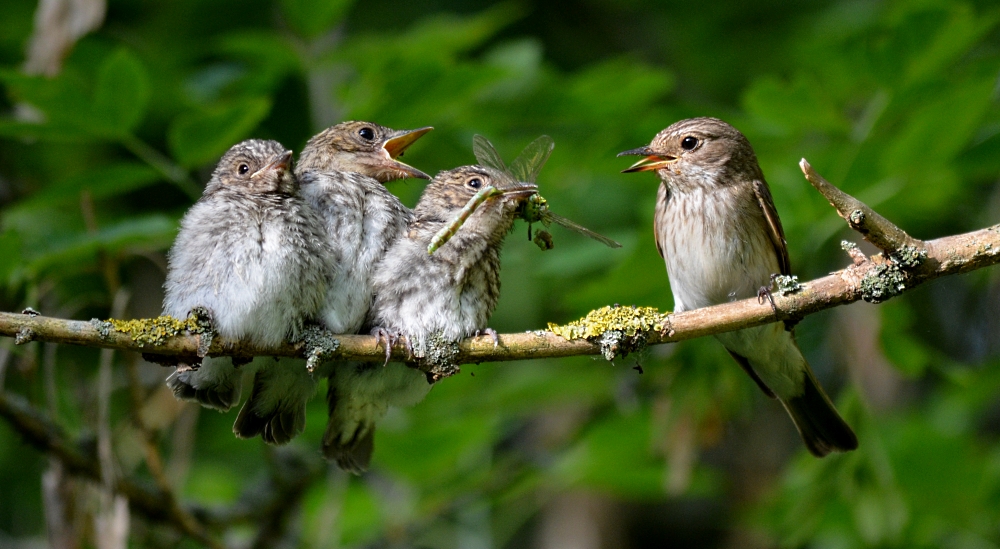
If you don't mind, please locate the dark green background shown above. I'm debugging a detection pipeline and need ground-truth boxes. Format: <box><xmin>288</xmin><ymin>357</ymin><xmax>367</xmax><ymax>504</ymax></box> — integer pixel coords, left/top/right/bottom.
<box><xmin>2</xmin><ymin>0</ymin><xmax>1000</xmax><ymax>546</ymax></box>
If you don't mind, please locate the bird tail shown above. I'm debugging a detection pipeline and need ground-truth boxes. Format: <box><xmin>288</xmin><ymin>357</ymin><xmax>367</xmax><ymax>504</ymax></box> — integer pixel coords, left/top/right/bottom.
<box><xmin>321</xmin><ymin>361</ymin><xmax>432</xmax><ymax>474</ymax></box>
<box><xmin>322</xmin><ymin>373</ymin><xmax>375</xmax><ymax>475</ymax></box>
<box><xmin>322</xmin><ymin>420</ymin><xmax>376</xmax><ymax>475</ymax></box>
<box><xmin>781</xmin><ymin>366</ymin><xmax>858</xmax><ymax>457</ymax></box>
<box><xmin>233</xmin><ymin>359</ymin><xmax>314</xmax><ymax>445</ymax></box>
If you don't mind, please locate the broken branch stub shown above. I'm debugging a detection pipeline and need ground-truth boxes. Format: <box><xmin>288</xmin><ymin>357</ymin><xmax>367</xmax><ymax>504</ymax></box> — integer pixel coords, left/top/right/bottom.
<box><xmin>799</xmin><ymin>159</ymin><xmax>922</xmax><ymax>254</ymax></box>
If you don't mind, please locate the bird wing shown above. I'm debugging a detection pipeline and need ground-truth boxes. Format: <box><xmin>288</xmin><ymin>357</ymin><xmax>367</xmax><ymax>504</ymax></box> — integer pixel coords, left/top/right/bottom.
<box><xmin>726</xmin><ymin>350</ymin><xmax>776</xmax><ymax>398</ymax></box>
<box><xmin>752</xmin><ymin>180</ymin><xmax>791</xmax><ymax>276</ymax></box>
<box><xmin>653</xmin><ymin>183</ymin><xmax>669</xmax><ymax>261</ymax></box>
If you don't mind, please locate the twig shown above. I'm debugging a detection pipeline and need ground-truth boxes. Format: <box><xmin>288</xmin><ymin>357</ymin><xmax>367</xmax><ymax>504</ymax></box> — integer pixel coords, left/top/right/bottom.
<box><xmin>123</xmin><ymin>354</ymin><xmax>220</xmax><ymax>548</ymax></box>
<box><xmin>0</xmin><ymin>390</ymin><xmax>224</xmax><ymax>548</ymax></box>
<box><xmin>800</xmin><ymin>159</ymin><xmax>922</xmax><ymax>253</ymax></box>
<box><xmin>1</xmin><ymin>162</ymin><xmax>999</xmax><ymax>367</ymax></box>
<box><xmin>2</xmin><ymin>159</ymin><xmax>999</xmax><ymax>546</ymax></box>
<box><xmin>0</xmin><ymin>214</ymin><xmax>998</xmax><ymax>366</ymax></box>
<box><xmin>119</xmin><ymin>134</ymin><xmax>201</xmax><ymax>201</ymax></box>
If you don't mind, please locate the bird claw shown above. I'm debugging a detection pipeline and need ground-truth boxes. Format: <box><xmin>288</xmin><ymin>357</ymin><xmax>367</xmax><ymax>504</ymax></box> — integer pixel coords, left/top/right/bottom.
<box><xmin>475</xmin><ymin>328</ymin><xmax>499</xmax><ymax>347</ymax></box>
<box><xmin>756</xmin><ymin>273</ymin><xmax>781</xmax><ymax>313</ymax></box>
<box><xmin>370</xmin><ymin>327</ymin><xmax>397</xmax><ymax>366</ymax></box>
<box><xmin>757</xmin><ymin>285</ymin><xmax>777</xmax><ymax>313</ymax></box>
<box><xmin>402</xmin><ymin>335</ymin><xmax>415</xmax><ymax>359</ymax></box>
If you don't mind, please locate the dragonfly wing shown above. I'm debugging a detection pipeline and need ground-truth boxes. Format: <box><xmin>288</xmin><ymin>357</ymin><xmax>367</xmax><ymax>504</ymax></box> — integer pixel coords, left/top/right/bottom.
<box><xmin>543</xmin><ymin>211</ymin><xmax>621</xmax><ymax>248</ymax></box>
<box><xmin>473</xmin><ymin>135</ymin><xmax>508</xmax><ymax>173</ymax></box>
<box><xmin>509</xmin><ymin>135</ymin><xmax>554</xmax><ymax>184</ymax></box>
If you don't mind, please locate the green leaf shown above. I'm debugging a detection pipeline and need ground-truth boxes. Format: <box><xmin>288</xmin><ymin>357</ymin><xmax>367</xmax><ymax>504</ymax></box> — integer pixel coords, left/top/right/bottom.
<box><xmin>18</xmin><ymin>163</ymin><xmax>161</xmax><ymax>209</ymax></box>
<box><xmin>93</xmin><ymin>49</ymin><xmax>151</xmax><ymax>135</ymax></box>
<box><xmin>743</xmin><ymin>75</ymin><xmax>849</xmax><ymax>134</ymax></box>
<box><xmin>902</xmin><ymin>4</ymin><xmax>999</xmax><ymax>87</ymax></box>
<box><xmin>215</xmin><ymin>31</ymin><xmax>302</xmax><ymax>95</ymax></box>
<box><xmin>27</xmin><ymin>214</ymin><xmax>177</xmax><ymax>274</ymax></box>
<box><xmin>566</xmin><ymin>58</ymin><xmax>674</xmax><ymax>123</ymax></box>
<box><xmin>167</xmin><ymin>97</ymin><xmax>272</xmax><ymax>168</ymax></box>
<box><xmin>882</xmin><ymin>77</ymin><xmax>995</xmax><ymax>174</ymax></box>
<box><xmin>0</xmin><ymin>69</ymin><xmax>101</xmax><ymax>140</ymax></box>
<box><xmin>0</xmin><ymin>119</ymin><xmax>93</xmax><ymax>142</ymax></box>
<box><xmin>280</xmin><ymin>0</ymin><xmax>354</xmax><ymax>39</ymax></box>
<box><xmin>339</xmin><ymin>4</ymin><xmax>522</xmax><ymax>63</ymax></box>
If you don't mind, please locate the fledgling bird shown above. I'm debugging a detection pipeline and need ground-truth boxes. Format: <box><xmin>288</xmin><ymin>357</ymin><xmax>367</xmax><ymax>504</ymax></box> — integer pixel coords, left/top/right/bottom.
<box><xmin>162</xmin><ymin>140</ymin><xmax>330</xmax><ymax>415</ymax></box>
<box><xmin>298</xmin><ymin>121</ymin><xmax>432</xmax><ymax>333</ymax></box>
<box><xmin>232</xmin><ymin>121</ymin><xmax>432</xmax><ymax>445</ymax></box>
<box><xmin>323</xmin><ymin>166</ymin><xmax>535</xmax><ymax>473</ymax></box>
<box><xmin>619</xmin><ymin>117</ymin><xmax>858</xmax><ymax>457</ymax></box>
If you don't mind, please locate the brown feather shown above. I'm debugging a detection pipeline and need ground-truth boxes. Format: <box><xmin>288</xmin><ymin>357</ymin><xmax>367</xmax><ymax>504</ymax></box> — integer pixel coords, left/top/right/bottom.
<box><xmin>752</xmin><ymin>180</ymin><xmax>791</xmax><ymax>276</ymax></box>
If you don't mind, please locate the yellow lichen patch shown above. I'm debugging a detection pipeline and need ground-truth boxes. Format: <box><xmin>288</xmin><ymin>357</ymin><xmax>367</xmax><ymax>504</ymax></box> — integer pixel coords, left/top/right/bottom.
<box><xmin>108</xmin><ymin>315</ymin><xmax>203</xmax><ymax>347</ymax></box>
<box><xmin>548</xmin><ymin>305</ymin><xmax>669</xmax><ymax>341</ymax></box>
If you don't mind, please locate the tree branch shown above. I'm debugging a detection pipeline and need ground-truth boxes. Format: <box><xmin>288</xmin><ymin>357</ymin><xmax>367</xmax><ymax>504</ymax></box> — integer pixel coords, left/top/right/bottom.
<box><xmin>2</xmin><ymin>158</ymin><xmax>1000</xmax><ymax>545</ymax></box>
<box><xmin>0</xmin><ymin>390</ymin><xmax>222</xmax><ymax>548</ymax></box>
<box><xmin>0</xmin><ymin>160</ymin><xmax>998</xmax><ymax>367</ymax></box>
<box><xmin>800</xmin><ymin>159</ymin><xmax>922</xmax><ymax>253</ymax></box>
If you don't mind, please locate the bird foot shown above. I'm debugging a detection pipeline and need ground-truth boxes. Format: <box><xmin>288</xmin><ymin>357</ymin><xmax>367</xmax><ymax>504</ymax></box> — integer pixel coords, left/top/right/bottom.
<box><xmin>402</xmin><ymin>335</ymin><xmax>415</xmax><ymax>359</ymax></box>
<box><xmin>370</xmin><ymin>327</ymin><xmax>401</xmax><ymax>365</ymax></box>
<box><xmin>757</xmin><ymin>282</ymin><xmax>778</xmax><ymax>313</ymax></box>
<box><xmin>475</xmin><ymin>327</ymin><xmax>500</xmax><ymax>347</ymax></box>
<box><xmin>187</xmin><ymin>306</ymin><xmax>217</xmax><ymax>358</ymax></box>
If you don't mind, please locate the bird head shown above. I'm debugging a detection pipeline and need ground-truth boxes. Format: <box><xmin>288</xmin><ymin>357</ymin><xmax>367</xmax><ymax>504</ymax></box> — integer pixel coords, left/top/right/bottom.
<box><xmin>421</xmin><ymin>166</ymin><xmax>537</xmax><ymax>214</ymax></box>
<box><xmin>208</xmin><ymin>139</ymin><xmax>296</xmax><ymax>195</ymax></box>
<box><xmin>618</xmin><ymin>117</ymin><xmax>761</xmax><ymax>186</ymax></box>
<box><xmin>298</xmin><ymin>121</ymin><xmax>432</xmax><ymax>182</ymax></box>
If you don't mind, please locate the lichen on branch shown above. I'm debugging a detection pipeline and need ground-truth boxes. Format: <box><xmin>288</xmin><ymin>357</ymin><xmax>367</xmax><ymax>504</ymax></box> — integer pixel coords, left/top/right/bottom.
<box><xmin>0</xmin><ymin>160</ymin><xmax>999</xmax><ymax>370</ymax></box>
<box><xmin>548</xmin><ymin>305</ymin><xmax>669</xmax><ymax>360</ymax></box>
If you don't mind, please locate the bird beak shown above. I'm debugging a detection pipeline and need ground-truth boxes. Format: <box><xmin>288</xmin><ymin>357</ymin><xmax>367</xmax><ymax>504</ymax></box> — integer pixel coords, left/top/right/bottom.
<box><xmin>617</xmin><ymin>146</ymin><xmax>675</xmax><ymax>173</ymax></box>
<box><xmin>500</xmin><ymin>182</ymin><xmax>539</xmax><ymax>199</ymax></box>
<box><xmin>382</xmin><ymin>127</ymin><xmax>433</xmax><ymax>180</ymax></box>
<box><xmin>253</xmin><ymin>150</ymin><xmax>294</xmax><ymax>178</ymax></box>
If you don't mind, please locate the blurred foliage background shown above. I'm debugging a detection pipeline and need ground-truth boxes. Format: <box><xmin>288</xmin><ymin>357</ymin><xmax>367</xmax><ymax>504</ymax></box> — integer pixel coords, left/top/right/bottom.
<box><xmin>2</xmin><ymin>0</ymin><xmax>1000</xmax><ymax>547</ymax></box>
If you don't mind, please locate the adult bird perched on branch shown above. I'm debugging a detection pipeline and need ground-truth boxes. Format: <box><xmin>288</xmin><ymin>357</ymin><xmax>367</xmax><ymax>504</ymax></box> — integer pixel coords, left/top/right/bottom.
<box><xmin>162</xmin><ymin>140</ymin><xmax>330</xmax><ymax>414</ymax></box>
<box><xmin>323</xmin><ymin>166</ymin><xmax>536</xmax><ymax>473</ymax></box>
<box><xmin>619</xmin><ymin>117</ymin><xmax>858</xmax><ymax>457</ymax></box>
<box><xmin>232</xmin><ymin>121</ymin><xmax>433</xmax><ymax>446</ymax></box>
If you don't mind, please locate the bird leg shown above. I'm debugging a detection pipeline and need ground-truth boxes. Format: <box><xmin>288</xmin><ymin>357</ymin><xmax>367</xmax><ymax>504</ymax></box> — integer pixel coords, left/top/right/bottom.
<box><xmin>757</xmin><ymin>274</ymin><xmax>780</xmax><ymax>313</ymax></box>
<box><xmin>370</xmin><ymin>327</ymin><xmax>398</xmax><ymax>366</ymax></box>
<box><xmin>187</xmin><ymin>306</ymin><xmax>217</xmax><ymax>359</ymax></box>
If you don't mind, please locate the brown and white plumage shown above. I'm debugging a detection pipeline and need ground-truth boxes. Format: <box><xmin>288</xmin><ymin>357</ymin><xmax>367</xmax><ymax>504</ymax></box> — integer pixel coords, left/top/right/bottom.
<box><xmin>323</xmin><ymin>166</ymin><xmax>531</xmax><ymax>473</ymax></box>
<box><xmin>232</xmin><ymin>122</ymin><xmax>433</xmax><ymax>448</ymax></box>
<box><xmin>162</xmin><ymin>139</ymin><xmax>331</xmax><ymax>413</ymax></box>
<box><xmin>620</xmin><ymin>117</ymin><xmax>857</xmax><ymax>456</ymax></box>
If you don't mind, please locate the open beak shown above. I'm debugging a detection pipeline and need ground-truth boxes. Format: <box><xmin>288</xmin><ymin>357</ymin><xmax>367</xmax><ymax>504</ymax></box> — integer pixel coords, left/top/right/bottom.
<box><xmin>382</xmin><ymin>127</ymin><xmax>433</xmax><ymax>180</ymax></box>
<box><xmin>617</xmin><ymin>146</ymin><xmax>675</xmax><ymax>173</ymax></box>
<box><xmin>253</xmin><ymin>150</ymin><xmax>293</xmax><ymax>178</ymax></box>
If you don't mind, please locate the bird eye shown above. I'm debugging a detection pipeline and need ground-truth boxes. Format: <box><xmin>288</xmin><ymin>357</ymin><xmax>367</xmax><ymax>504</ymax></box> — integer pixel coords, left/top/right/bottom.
<box><xmin>358</xmin><ymin>127</ymin><xmax>375</xmax><ymax>140</ymax></box>
<box><xmin>238</xmin><ymin>163</ymin><xmax>250</xmax><ymax>175</ymax></box>
<box><xmin>681</xmin><ymin>136</ymin><xmax>699</xmax><ymax>150</ymax></box>
<box><xmin>467</xmin><ymin>178</ymin><xmax>483</xmax><ymax>189</ymax></box>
